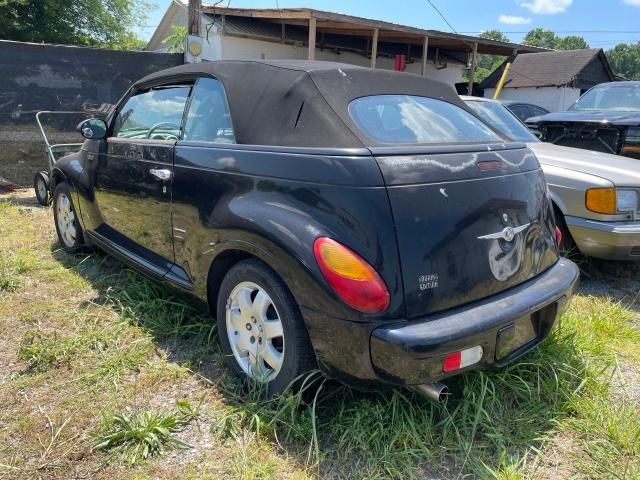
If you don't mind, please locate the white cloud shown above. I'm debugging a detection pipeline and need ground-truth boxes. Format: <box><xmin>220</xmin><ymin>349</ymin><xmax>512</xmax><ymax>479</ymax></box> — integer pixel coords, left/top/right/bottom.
<box><xmin>498</xmin><ymin>14</ymin><xmax>532</xmax><ymax>24</ymax></box>
<box><xmin>519</xmin><ymin>0</ymin><xmax>573</xmax><ymax>14</ymax></box>
<box><xmin>623</xmin><ymin>0</ymin><xmax>640</xmax><ymax>6</ymax></box>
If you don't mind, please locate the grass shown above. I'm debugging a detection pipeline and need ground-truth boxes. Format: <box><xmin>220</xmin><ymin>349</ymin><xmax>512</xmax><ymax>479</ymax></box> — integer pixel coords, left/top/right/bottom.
<box><xmin>1</xmin><ymin>192</ymin><xmax>639</xmax><ymax>479</ymax></box>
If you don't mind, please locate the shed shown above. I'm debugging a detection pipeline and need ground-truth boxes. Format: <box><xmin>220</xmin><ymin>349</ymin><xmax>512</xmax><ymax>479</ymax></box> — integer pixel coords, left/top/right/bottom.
<box><xmin>481</xmin><ymin>48</ymin><xmax>616</xmax><ymax>112</ymax></box>
<box><xmin>146</xmin><ymin>1</ymin><xmax>545</xmax><ymax>90</ymax></box>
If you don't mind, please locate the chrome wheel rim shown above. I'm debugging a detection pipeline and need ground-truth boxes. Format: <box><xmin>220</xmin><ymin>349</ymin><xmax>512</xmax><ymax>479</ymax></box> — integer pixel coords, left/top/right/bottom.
<box><xmin>37</xmin><ymin>178</ymin><xmax>47</xmax><ymax>200</ymax></box>
<box><xmin>226</xmin><ymin>281</ymin><xmax>285</xmax><ymax>382</ymax></box>
<box><xmin>56</xmin><ymin>193</ymin><xmax>77</xmax><ymax>248</ymax></box>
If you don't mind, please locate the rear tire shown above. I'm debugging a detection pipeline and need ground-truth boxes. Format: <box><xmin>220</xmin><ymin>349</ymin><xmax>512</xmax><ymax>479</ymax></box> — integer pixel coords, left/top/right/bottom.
<box><xmin>34</xmin><ymin>171</ymin><xmax>50</xmax><ymax>206</ymax></box>
<box><xmin>216</xmin><ymin>258</ymin><xmax>316</xmax><ymax>396</ymax></box>
<box><xmin>52</xmin><ymin>182</ymin><xmax>88</xmax><ymax>253</ymax></box>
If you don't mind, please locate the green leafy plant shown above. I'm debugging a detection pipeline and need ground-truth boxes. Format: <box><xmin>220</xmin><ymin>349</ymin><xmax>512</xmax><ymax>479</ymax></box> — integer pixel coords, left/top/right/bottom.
<box><xmin>93</xmin><ymin>402</ymin><xmax>195</xmax><ymax>463</ymax></box>
<box><xmin>163</xmin><ymin>25</ymin><xmax>187</xmax><ymax>53</ymax></box>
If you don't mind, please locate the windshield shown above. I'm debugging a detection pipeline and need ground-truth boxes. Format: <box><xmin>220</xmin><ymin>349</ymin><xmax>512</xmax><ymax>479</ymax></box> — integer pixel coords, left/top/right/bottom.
<box><xmin>465</xmin><ymin>100</ymin><xmax>538</xmax><ymax>143</ymax></box>
<box><xmin>348</xmin><ymin>95</ymin><xmax>502</xmax><ymax>145</ymax></box>
<box><xmin>570</xmin><ymin>83</ymin><xmax>640</xmax><ymax>112</ymax></box>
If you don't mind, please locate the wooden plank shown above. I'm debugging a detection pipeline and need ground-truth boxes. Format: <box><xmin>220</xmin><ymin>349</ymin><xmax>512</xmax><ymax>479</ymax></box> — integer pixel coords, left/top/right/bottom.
<box><xmin>308</xmin><ymin>17</ymin><xmax>317</xmax><ymax>60</ymax></box>
<box><xmin>371</xmin><ymin>28</ymin><xmax>379</xmax><ymax>68</ymax></box>
<box><xmin>421</xmin><ymin>36</ymin><xmax>429</xmax><ymax>76</ymax></box>
<box><xmin>467</xmin><ymin>42</ymin><xmax>478</xmax><ymax>95</ymax></box>
<box><xmin>188</xmin><ymin>0</ymin><xmax>201</xmax><ymax>35</ymax></box>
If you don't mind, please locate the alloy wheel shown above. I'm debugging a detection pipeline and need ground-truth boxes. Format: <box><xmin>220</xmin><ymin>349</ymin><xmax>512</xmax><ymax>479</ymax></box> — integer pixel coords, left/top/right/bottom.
<box><xmin>225</xmin><ymin>281</ymin><xmax>285</xmax><ymax>382</ymax></box>
<box><xmin>56</xmin><ymin>193</ymin><xmax>77</xmax><ymax>248</ymax></box>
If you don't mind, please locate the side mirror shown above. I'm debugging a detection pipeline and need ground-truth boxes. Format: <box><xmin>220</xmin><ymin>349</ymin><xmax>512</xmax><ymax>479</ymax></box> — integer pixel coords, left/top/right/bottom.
<box><xmin>78</xmin><ymin>118</ymin><xmax>107</xmax><ymax>140</ymax></box>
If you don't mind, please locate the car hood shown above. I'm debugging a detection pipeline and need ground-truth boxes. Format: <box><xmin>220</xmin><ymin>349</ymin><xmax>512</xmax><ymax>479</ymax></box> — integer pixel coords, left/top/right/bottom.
<box><xmin>528</xmin><ymin>142</ymin><xmax>640</xmax><ymax>187</ymax></box>
<box><xmin>529</xmin><ymin>110</ymin><xmax>640</xmax><ymax>126</ymax></box>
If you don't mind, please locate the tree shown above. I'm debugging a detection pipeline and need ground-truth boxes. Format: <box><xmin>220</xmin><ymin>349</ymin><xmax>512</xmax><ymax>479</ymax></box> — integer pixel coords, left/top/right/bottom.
<box><xmin>607</xmin><ymin>42</ymin><xmax>640</xmax><ymax>80</ymax></box>
<box><xmin>523</xmin><ymin>28</ymin><xmax>560</xmax><ymax>49</ymax></box>
<box><xmin>163</xmin><ymin>25</ymin><xmax>187</xmax><ymax>53</ymax></box>
<box><xmin>0</xmin><ymin>0</ymin><xmax>151</xmax><ymax>49</ymax></box>
<box><xmin>557</xmin><ymin>35</ymin><xmax>590</xmax><ymax>50</ymax></box>
<box><xmin>522</xmin><ymin>28</ymin><xmax>589</xmax><ymax>50</ymax></box>
<box><xmin>467</xmin><ymin>30</ymin><xmax>512</xmax><ymax>83</ymax></box>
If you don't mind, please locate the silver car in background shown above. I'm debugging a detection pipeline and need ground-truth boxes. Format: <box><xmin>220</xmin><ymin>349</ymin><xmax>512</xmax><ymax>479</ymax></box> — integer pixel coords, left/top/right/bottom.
<box><xmin>463</xmin><ymin>96</ymin><xmax>640</xmax><ymax>261</ymax></box>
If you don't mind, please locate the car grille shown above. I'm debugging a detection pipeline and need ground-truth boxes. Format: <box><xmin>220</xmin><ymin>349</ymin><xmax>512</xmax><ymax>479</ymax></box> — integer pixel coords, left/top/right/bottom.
<box><xmin>631</xmin><ymin>246</ymin><xmax>640</xmax><ymax>257</ymax></box>
<box><xmin>543</xmin><ymin>124</ymin><xmax>622</xmax><ymax>154</ymax></box>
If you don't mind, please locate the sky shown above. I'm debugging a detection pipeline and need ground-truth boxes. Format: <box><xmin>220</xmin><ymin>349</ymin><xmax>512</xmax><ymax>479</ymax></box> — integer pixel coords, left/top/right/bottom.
<box><xmin>138</xmin><ymin>0</ymin><xmax>640</xmax><ymax>50</ymax></box>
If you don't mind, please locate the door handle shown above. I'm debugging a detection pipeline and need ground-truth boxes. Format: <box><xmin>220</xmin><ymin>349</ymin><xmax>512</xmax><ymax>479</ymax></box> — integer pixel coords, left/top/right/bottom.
<box><xmin>149</xmin><ymin>168</ymin><xmax>172</xmax><ymax>181</ymax></box>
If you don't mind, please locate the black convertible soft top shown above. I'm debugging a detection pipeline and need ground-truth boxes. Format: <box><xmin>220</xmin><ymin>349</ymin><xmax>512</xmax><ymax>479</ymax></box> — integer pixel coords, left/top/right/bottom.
<box><xmin>135</xmin><ymin>60</ymin><xmax>472</xmax><ymax>148</ymax></box>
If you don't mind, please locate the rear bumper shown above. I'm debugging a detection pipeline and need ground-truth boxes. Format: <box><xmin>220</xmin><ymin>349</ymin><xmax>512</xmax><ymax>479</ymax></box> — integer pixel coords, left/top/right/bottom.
<box><xmin>369</xmin><ymin>259</ymin><xmax>579</xmax><ymax>386</ymax></box>
<box><xmin>566</xmin><ymin>216</ymin><xmax>640</xmax><ymax>260</ymax></box>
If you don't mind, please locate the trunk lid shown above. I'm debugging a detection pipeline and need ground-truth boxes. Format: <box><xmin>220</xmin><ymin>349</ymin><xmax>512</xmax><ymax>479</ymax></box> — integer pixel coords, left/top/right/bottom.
<box><xmin>375</xmin><ymin>144</ymin><xmax>559</xmax><ymax>318</ymax></box>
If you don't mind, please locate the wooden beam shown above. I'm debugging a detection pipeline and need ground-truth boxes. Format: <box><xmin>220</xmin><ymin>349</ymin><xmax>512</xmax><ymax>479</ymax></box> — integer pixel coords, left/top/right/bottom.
<box><xmin>467</xmin><ymin>41</ymin><xmax>478</xmax><ymax>95</ymax></box>
<box><xmin>308</xmin><ymin>17</ymin><xmax>317</xmax><ymax>60</ymax></box>
<box><xmin>371</xmin><ymin>28</ymin><xmax>379</xmax><ymax>68</ymax></box>
<box><xmin>188</xmin><ymin>0</ymin><xmax>202</xmax><ymax>35</ymax></box>
<box><xmin>421</xmin><ymin>36</ymin><xmax>429</xmax><ymax>76</ymax></box>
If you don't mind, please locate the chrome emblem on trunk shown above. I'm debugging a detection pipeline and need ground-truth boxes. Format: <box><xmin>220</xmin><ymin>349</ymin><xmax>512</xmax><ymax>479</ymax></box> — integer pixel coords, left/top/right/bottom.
<box><xmin>477</xmin><ymin>223</ymin><xmax>530</xmax><ymax>241</ymax></box>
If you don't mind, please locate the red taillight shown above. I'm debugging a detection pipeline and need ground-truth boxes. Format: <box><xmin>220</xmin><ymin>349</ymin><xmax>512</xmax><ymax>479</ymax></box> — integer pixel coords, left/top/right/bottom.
<box><xmin>313</xmin><ymin>237</ymin><xmax>390</xmax><ymax>314</ymax></box>
<box><xmin>555</xmin><ymin>226</ymin><xmax>562</xmax><ymax>246</ymax></box>
<box><xmin>442</xmin><ymin>351</ymin><xmax>462</xmax><ymax>373</ymax></box>
<box><xmin>442</xmin><ymin>346</ymin><xmax>483</xmax><ymax>373</ymax></box>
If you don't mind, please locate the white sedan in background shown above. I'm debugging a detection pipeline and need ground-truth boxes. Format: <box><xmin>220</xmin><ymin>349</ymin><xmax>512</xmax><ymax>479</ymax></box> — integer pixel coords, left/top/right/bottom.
<box><xmin>463</xmin><ymin>96</ymin><xmax>640</xmax><ymax>261</ymax></box>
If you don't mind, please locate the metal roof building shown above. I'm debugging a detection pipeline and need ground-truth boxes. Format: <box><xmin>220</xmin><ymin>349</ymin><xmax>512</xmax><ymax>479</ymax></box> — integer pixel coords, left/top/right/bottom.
<box><xmin>481</xmin><ymin>48</ymin><xmax>616</xmax><ymax>112</ymax></box>
<box><xmin>147</xmin><ymin>2</ymin><xmax>546</xmax><ymax>92</ymax></box>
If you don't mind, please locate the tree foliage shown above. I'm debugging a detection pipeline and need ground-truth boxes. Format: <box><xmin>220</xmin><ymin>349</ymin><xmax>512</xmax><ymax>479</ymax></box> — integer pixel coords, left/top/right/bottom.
<box><xmin>163</xmin><ymin>25</ymin><xmax>186</xmax><ymax>53</ymax></box>
<box><xmin>606</xmin><ymin>42</ymin><xmax>640</xmax><ymax>80</ymax></box>
<box><xmin>557</xmin><ymin>35</ymin><xmax>590</xmax><ymax>50</ymax></box>
<box><xmin>0</xmin><ymin>0</ymin><xmax>151</xmax><ymax>49</ymax></box>
<box><xmin>469</xmin><ymin>30</ymin><xmax>512</xmax><ymax>83</ymax></box>
<box><xmin>522</xmin><ymin>28</ymin><xmax>589</xmax><ymax>51</ymax></box>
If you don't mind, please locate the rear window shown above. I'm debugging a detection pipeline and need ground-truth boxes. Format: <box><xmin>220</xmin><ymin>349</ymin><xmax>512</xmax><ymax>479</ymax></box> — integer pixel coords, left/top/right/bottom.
<box><xmin>348</xmin><ymin>95</ymin><xmax>501</xmax><ymax>144</ymax></box>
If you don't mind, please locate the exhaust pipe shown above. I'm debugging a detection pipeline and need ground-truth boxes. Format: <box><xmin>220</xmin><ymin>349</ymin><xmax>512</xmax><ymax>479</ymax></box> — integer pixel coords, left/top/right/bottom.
<box><xmin>411</xmin><ymin>382</ymin><xmax>449</xmax><ymax>403</ymax></box>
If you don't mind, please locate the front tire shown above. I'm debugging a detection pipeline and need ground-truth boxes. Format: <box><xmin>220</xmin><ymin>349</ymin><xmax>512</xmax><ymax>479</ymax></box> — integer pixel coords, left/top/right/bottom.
<box><xmin>34</xmin><ymin>171</ymin><xmax>50</xmax><ymax>206</ymax></box>
<box><xmin>216</xmin><ymin>259</ymin><xmax>316</xmax><ymax>396</ymax></box>
<box><xmin>52</xmin><ymin>182</ymin><xmax>87</xmax><ymax>253</ymax></box>
<box><xmin>553</xmin><ymin>206</ymin><xmax>576</xmax><ymax>254</ymax></box>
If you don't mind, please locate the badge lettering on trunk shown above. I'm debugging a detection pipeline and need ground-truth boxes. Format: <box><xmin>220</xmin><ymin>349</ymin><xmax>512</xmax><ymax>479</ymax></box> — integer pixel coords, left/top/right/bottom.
<box><xmin>418</xmin><ymin>273</ymin><xmax>439</xmax><ymax>291</ymax></box>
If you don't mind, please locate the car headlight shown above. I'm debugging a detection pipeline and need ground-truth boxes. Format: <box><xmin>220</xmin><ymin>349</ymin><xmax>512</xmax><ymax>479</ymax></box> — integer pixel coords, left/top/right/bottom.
<box><xmin>586</xmin><ymin>188</ymin><xmax>639</xmax><ymax>214</ymax></box>
<box><xmin>617</xmin><ymin>189</ymin><xmax>639</xmax><ymax>212</ymax></box>
<box><xmin>625</xmin><ymin>127</ymin><xmax>640</xmax><ymax>145</ymax></box>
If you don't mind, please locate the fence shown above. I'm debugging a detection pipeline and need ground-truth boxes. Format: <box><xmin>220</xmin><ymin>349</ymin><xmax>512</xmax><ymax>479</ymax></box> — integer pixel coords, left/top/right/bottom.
<box><xmin>0</xmin><ymin>40</ymin><xmax>182</xmax><ymax>187</ymax></box>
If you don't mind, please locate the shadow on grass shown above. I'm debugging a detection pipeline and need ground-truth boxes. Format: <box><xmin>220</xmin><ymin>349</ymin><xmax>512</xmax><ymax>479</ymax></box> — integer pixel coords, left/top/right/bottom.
<box><xmin>51</xmin><ymin>242</ymin><xmax>603</xmax><ymax>479</ymax></box>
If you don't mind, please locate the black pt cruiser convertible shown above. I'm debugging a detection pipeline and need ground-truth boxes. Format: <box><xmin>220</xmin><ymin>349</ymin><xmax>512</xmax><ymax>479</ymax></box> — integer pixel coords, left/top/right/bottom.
<box><xmin>51</xmin><ymin>60</ymin><xmax>579</xmax><ymax>400</ymax></box>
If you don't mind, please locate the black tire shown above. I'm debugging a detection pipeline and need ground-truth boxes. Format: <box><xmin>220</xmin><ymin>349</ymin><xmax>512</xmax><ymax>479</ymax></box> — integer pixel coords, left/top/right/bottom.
<box><xmin>52</xmin><ymin>182</ymin><xmax>88</xmax><ymax>253</ymax></box>
<box><xmin>216</xmin><ymin>258</ymin><xmax>316</xmax><ymax>396</ymax></box>
<box><xmin>34</xmin><ymin>171</ymin><xmax>50</xmax><ymax>206</ymax></box>
<box><xmin>553</xmin><ymin>205</ymin><xmax>576</xmax><ymax>254</ymax></box>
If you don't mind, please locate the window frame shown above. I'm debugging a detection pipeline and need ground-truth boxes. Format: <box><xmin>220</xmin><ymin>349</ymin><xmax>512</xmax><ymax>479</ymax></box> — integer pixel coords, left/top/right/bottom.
<box><xmin>180</xmin><ymin>75</ymin><xmax>236</xmax><ymax>145</ymax></box>
<box><xmin>107</xmin><ymin>80</ymin><xmax>194</xmax><ymax>143</ymax></box>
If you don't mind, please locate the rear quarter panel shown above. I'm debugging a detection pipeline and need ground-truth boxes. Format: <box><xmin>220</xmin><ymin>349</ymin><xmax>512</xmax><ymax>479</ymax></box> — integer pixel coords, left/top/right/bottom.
<box><xmin>171</xmin><ymin>143</ymin><xmax>405</xmax><ymax>322</ymax></box>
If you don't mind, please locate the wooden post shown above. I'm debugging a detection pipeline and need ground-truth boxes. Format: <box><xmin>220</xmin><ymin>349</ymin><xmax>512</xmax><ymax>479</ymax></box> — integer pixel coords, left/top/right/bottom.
<box><xmin>371</xmin><ymin>28</ymin><xmax>379</xmax><ymax>68</ymax></box>
<box><xmin>188</xmin><ymin>0</ymin><xmax>201</xmax><ymax>35</ymax></box>
<box><xmin>467</xmin><ymin>42</ymin><xmax>478</xmax><ymax>95</ymax></box>
<box><xmin>308</xmin><ymin>17</ymin><xmax>317</xmax><ymax>60</ymax></box>
<box><xmin>421</xmin><ymin>36</ymin><xmax>429</xmax><ymax>76</ymax></box>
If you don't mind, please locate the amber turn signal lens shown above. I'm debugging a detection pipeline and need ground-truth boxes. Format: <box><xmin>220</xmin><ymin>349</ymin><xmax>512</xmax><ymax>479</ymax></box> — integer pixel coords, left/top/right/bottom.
<box><xmin>313</xmin><ymin>237</ymin><xmax>390</xmax><ymax>314</ymax></box>
<box><xmin>586</xmin><ymin>188</ymin><xmax>616</xmax><ymax>215</ymax></box>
